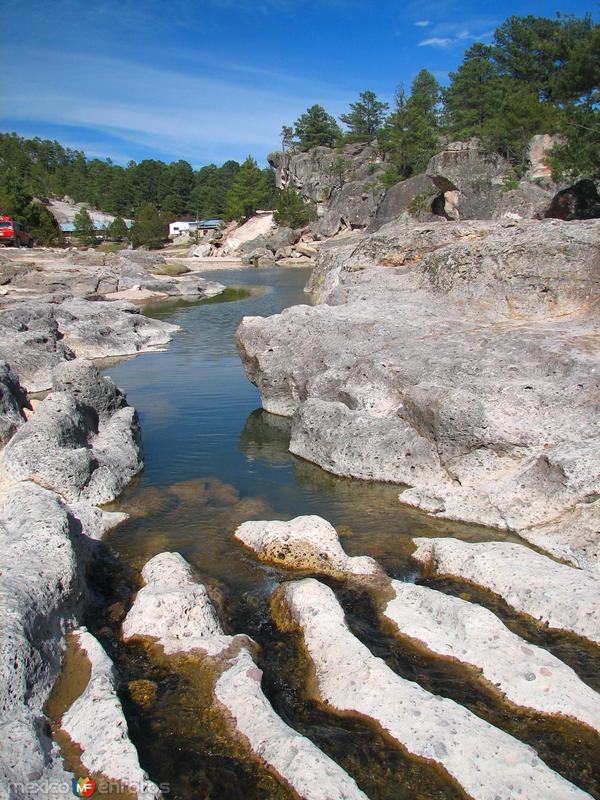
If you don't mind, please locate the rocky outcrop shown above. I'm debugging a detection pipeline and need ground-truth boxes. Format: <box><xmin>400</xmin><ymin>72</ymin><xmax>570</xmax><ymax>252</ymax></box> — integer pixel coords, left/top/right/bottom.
<box><xmin>426</xmin><ymin>138</ymin><xmax>513</xmax><ymax>219</ymax></box>
<box><xmin>274</xmin><ymin>578</ymin><xmax>591</xmax><ymax>800</ymax></box>
<box><xmin>60</xmin><ymin>630</ymin><xmax>160</xmax><ymax>799</ymax></box>
<box><xmin>384</xmin><ymin>581</ymin><xmax>600</xmax><ymax>733</ymax></box>
<box><xmin>122</xmin><ymin>552</ymin><xmax>368</xmax><ymax>800</ymax></box>
<box><xmin>0</xmin><ymin>363</ymin><xmax>30</xmax><ymax>445</ymax></box>
<box><xmin>411</xmin><ymin>538</ymin><xmax>600</xmax><ymax>645</ymax></box>
<box><xmin>269</xmin><ymin>143</ymin><xmax>387</xmax><ymax>237</ymax></box>
<box><xmin>0</xmin><ymin>299</ymin><xmax>178</xmax><ymax>392</ymax></box>
<box><xmin>122</xmin><ymin>552</ymin><xmax>246</xmax><ymax>657</ymax></box>
<box><xmin>0</xmin><ymin>303</ymin><xmax>76</xmax><ymax>393</ymax></box>
<box><xmin>220</xmin><ymin>212</ymin><xmax>275</xmax><ymax>256</ymax></box>
<box><xmin>3</xmin><ymin>360</ymin><xmax>142</xmax><ymax>504</ymax></box>
<box><xmin>234</xmin><ymin>515</ymin><xmax>383</xmax><ymax>578</ymax></box>
<box><xmin>116</xmin><ymin>262</ymin><xmax>224</xmax><ymax>298</ymax></box>
<box><xmin>366</xmin><ymin>174</ymin><xmax>439</xmax><ymax>232</ymax></box>
<box><xmin>0</xmin><ymin>482</ymin><xmax>126</xmax><ymax>799</ymax></box>
<box><xmin>237</xmin><ymin>218</ymin><xmax>600</xmax><ymax>566</ymax></box>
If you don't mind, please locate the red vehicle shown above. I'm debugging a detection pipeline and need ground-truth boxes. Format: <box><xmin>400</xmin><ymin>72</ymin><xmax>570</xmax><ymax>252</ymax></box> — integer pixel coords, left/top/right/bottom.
<box><xmin>0</xmin><ymin>216</ymin><xmax>34</xmax><ymax>247</ymax></box>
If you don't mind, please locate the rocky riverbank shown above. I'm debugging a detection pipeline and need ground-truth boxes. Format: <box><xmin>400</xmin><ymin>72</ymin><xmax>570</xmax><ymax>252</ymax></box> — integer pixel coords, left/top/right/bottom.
<box><xmin>237</xmin><ymin>216</ymin><xmax>600</xmax><ymax>572</ymax></box>
<box><xmin>0</xmin><ymin>247</ymin><xmax>225</xmax><ymax>797</ymax></box>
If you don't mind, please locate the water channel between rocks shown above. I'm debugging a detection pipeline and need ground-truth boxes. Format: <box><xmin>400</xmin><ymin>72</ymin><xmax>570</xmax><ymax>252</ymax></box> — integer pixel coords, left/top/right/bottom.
<box><xmin>60</xmin><ymin>267</ymin><xmax>598</xmax><ymax>799</ymax></box>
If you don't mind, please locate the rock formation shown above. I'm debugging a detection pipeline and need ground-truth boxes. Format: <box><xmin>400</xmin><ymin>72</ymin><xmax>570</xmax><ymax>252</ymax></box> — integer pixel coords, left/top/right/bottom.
<box><xmin>122</xmin><ymin>552</ymin><xmax>369</xmax><ymax>800</ymax></box>
<box><xmin>234</xmin><ymin>514</ymin><xmax>383</xmax><ymax>578</ymax></box>
<box><xmin>269</xmin><ymin>142</ymin><xmax>387</xmax><ymax>237</ymax></box>
<box><xmin>412</xmin><ymin>538</ymin><xmax>600</xmax><ymax>645</ymax></box>
<box><xmin>384</xmin><ymin>580</ymin><xmax>600</xmax><ymax>733</ymax></box>
<box><xmin>60</xmin><ymin>630</ymin><xmax>161</xmax><ymax>799</ymax></box>
<box><xmin>274</xmin><ymin>578</ymin><xmax>591</xmax><ymax>800</ymax></box>
<box><xmin>237</xmin><ymin>217</ymin><xmax>600</xmax><ymax>570</ymax></box>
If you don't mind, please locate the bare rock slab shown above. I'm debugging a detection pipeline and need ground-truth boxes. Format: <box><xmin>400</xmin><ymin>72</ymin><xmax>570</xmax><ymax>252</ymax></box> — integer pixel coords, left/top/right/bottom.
<box><xmin>2</xmin><ymin>360</ymin><xmax>143</xmax><ymax>504</ymax></box>
<box><xmin>384</xmin><ymin>581</ymin><xmax>600</xmax><ymax>733</ymax></box>
<box><xmin>276</xmin><ymin>578</ymin><xmax>591</xmax><ymax>800</ymax></box>
<box><xmin>412</xmin><ymin>538</ymin><xmax>600</xmax><ymax>645</ymax></box>
<box><xmin>234</xmin><ymin>515</ymin><xmax>383</xmax><ymax>578</ymax></box>
<box><xmin>122</xmin><ymin>552</ymin><xmax>368</xmax><ymax>800</ymax></box>
<box><xmin>122</xmin><ymin>552</ymin><xmax>242</xmax><ymax>657</ymax></box>
<box><xmin>61</xmin><ymin>630</ymin><xmax>160</xmax><ymax>799</ymax></box>
<box><xmin>214</xmin><ymin>647</ymin><xmax>368</xmax><ymax>800</ymax></box>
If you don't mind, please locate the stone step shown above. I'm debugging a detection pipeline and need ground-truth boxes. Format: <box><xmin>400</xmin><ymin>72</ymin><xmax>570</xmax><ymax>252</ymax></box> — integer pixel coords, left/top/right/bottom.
<box><xmin>412</xmin><ymin>538</ymin><xmax>600</xmax><ymax>645</ymax></box>
<box><xmin>274</xmin><ymin>578</ymin><xmax>592</xmax><ymax>800</ymax></box>
<box><xmin>384</xmin><ymin>580</ymin><xmax>600</xmax><ymax>734</ymax></box>
<box><xmin>122</xmin><ymin>552</ymin><xmax>368</xmax><ymax>800</ymax></box>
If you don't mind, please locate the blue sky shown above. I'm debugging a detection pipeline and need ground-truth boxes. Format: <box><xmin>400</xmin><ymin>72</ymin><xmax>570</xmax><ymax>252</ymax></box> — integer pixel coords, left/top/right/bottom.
<box><xmin>2</xmin><ymin>0</ymin><xmax>595</xmax><ymax>167</ymax></box>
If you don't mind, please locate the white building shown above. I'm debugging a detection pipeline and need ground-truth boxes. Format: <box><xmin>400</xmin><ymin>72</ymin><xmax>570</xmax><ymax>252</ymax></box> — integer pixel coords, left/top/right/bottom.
<box><xmin>169</xmin><ymin>219</ymin><xmax>222</xmax><ymax>238</ymax></box>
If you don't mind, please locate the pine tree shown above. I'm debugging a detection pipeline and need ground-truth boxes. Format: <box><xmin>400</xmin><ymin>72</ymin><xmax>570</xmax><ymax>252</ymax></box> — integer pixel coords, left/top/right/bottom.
<box><xmin>274</xmin><ymin>187</ymin><xmax>316</xmax><ymax>228</ymax></box>
<box><xmin>379</xmin><ymin>70</ymin><xmax>440</xmax><ymax>183</ymax></box>
<box><xmin>129</xmin><ymin>204</ymin><xmax>167</xmax><ymax>249</ymax></box>
<box><xmin>73</xmin><ymin>207</ymin><xmax>96</xmax><ymax>246</ymax></box>
<box><xmin>340</xmin><ymin>91</ymin><xmax>389</xmax><ymax>141</ymax></box>
<box><xmin>224</xmin><ymin>157</ymin><xmax>275</xmax><ymax>221</ymax></box>
<box><xmin>293</xmin><ymin>105</ymin><xmax>342</xmax><ymax>150</ymax></box>
<box><xmin>443</xmin><ymin>43</ymin><xmax>502</xmax><ymax>137</ymax></box>
<box><xmin>107</xmin><ymin>216</ymin><xmax>129</xmax><ymax>242</ymax></box>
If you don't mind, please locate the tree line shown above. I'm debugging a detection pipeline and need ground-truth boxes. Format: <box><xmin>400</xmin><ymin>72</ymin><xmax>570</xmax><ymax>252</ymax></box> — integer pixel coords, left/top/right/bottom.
<box><xmin>0</xmin><ymin>11</ymin><xmax>596</xmax><ymax>246</ymax></box>
<box><xmin>0</xmin><ymin>134</ymin><xmax>278</xmax><ymax>244</ymax></box>
<box><xmin>282</xmin><ymin>12</ymin><xmax>599</xmax><ymax>185</ymax></box>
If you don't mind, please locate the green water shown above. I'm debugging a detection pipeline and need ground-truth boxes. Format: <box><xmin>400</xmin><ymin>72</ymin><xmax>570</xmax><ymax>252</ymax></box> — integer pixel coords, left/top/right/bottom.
<box><xmin>87</xmin><ymin>267</ymin><xmax>599</xmax><ymax>799</ymax></box>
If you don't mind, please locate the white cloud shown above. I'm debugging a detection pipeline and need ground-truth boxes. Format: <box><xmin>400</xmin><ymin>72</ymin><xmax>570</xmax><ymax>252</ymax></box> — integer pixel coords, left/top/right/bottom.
<box><xmin>414</xmin><ymin>20</ymin><xmax>430</xmax><ymax>27</ymax></box>
<box><xmin>418</xmin><ymin>37</ymin><xmax>453</xmax><ymax>47</ymax></box>
<box><xmin>0</xmin><ymin>49</ymin><xmax>349</xmax><ymax>164</ymax></box>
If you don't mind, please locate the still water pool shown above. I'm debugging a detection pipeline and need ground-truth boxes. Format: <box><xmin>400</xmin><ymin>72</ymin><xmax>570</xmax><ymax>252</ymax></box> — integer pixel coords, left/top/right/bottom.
<box><xmin>86</xmin><ymin>267</ymin><xmax>598</xmax><ymax>800</ymax></box>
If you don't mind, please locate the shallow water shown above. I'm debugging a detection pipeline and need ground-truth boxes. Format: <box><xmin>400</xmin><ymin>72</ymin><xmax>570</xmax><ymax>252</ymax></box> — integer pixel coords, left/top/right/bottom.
<box><xmin>77</xmin><ymin>267</ymin><xmax>600</xmax><ymax>799</ymax></box>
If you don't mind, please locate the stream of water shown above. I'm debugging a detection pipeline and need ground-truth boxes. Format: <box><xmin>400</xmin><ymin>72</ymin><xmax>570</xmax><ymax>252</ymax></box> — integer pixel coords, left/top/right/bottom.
<box><xmin>71</xmin><ymin>267</ymin><xmax>600</xmax><ymax>800</ymax></box>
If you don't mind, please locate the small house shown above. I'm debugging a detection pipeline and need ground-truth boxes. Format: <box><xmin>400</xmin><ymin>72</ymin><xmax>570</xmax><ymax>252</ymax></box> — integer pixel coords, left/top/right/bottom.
<box><xmin>169</xmin><ymin>219</ymin><xmax>222</xmax><ymax>238</ymax></box>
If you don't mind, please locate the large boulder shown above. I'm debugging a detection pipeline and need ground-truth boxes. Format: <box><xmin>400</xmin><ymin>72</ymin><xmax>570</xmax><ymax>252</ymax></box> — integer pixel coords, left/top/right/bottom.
<box><xmin>426</xmin><ymin>138</ymin><xmax>513</xmax><ymax>219</ymax></box>
<box><xmin>366</xmin><ymin>174</ymin><xmax>439</xmax><ymax>232</ymax></box>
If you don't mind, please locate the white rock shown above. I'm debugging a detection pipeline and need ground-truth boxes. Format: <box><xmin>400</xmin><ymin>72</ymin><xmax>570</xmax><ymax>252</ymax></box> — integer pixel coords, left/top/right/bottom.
<box><xmin>412</xmin><ymin>538</ymin><xmax>600</xmax><ymax>645</ymax></box>
<box><xmin>278</xmin><ymin>578</ymin><xmax>591</xmax><ymax>800</ymax></box>
<box><xmin>61</xmin><ymin>630</ymin><xmax>160</xmax><ymax>799</ymax></box>
<box><xmin>0</xmin><ymin>483</ymin><xmax>127</xmax><ymax>798</ymax></box>
<box><xmin>234</xmin><ymin>515</ymin><xmax>383</xmax><ymax>578</ymax></box>
<box><xmin>122</xmin><ymin>552</ymin><xmax>367</xmax><ymax>799</ymax></box>
<box><xmin>384</xmin><ymin>581</ymin><xmax>600</xmax><ymax>733</ymax></box>
<box><xmin>215</xmin><ymin>648</ymin><xmax>368</xmax><ymax>800</ymax></box>
<box><xmin>122</xmin><ymin>552</ymin><xmax>238</xmax><ymax>657</ymax></box>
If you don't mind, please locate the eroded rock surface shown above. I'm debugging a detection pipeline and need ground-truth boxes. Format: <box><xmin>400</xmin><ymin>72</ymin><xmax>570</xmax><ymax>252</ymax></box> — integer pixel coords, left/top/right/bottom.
<box><xmin>0</xmin><ymin>363</ymin><xmax>30</xmax><ymax>445</ymax></box>
<box><xmin>384</xmin><ymin>581</ymin><xmax>600</xmax><ymax>732</ymax></box>
<box><xmin>0</xmin><ymin>482</ymin><xmax>124</xmax><ymax>799</ymax></box>
<box><xmin>275</xmin><ymin>578</ymin><xmax>591</xmax><ymax>800</ymax></box>
<box><xmin>122</xmin><ymin>552</ymin><xmax>244</xmax><ymax>656</ymax></box>
<box><xmin>123</xmin><ymin>552</ymin><xmax>368</xmax><ymax>800</ymax></box>
<box><xmin>412</xmin><ymin>538</ymin><xmax>600</xmax><ymax>645</ymax></box>
<box><xmin>61</xmin><ymin>630</ymin><xmax>160</xmax><ymax>799</ymax></box>
<box><xmin>3</xmin><ymin>360</ymin><xmax>142</xmax><ymax>504</ymax></box>
<box><xmin>0</xmin><ymin>298</ymin><xmax>178</xmax><ymax>392</ymax></box>
<box><xmin>237</xmin><ymin>218</ymin><xmax>600</xmax><ymax>565</ymax></box>
<box><xmin>234</xmin><ymin>515</ymin><xmax>383</xmax><ymax>578</ymax></box>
